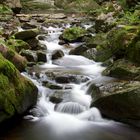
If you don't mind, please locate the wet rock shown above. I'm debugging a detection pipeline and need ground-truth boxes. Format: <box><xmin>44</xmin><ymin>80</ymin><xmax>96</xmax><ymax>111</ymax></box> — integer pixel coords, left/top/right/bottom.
<box><xmin>0</xmin><ymin>54</ymin><xmax>38</xmax><ymax>123</ymax></box>
<box><xmin>49</xmin><ymin>90</ymin><xmax>71</xmax><ymax>104</ymax></box>
<box><xmin>21</xmin><ymin>22</ymin><xmax>37</xmax><ymax>30</ymax></box>
<box><xmin>55</xmin><ymin>75</ymin><xmax>90</xmax><ymax>84</ymax></box>
<box><xmin>43</xmin><ymin>80</ymin><xmax>72</xmax><ymax>90</ymax></box>
<box><xmin>91</xmin><ymin>81</ymin><xmax>140</xmax><ymax>127</ymax></box>
<box><xmin>14</xmin><ymin>29</ymin><xmax>39</xmax><ymax>40</ymax></box>
<box><xmin>103</xmin><ymin>59</ymin><xmax>140</xmax><ymax>80</ymax></box>
<box><xmin>52</xmin><ymin>49</ymin><xmax>64</xmax><ymax>60</ymax></box>
<box><xmin>26</xmin><ymin>38</ymin><xmax>39</xmax><ymax>50</ymax></box>
<box><xmin>37</xmin><ymin>35</ymin><xmax>47</xmax><ymax>41</ymax></box>
<box><xmin>20</xmin><ymin>49</ymin><xmax>37</xmax><ymax>62</ymax></box>
<box><xmin>69</xmin><ymin>45</ymin><xmax>88</xmax><ymax>55</ymax></box>
<box><xmin>37</xmin><ymin>51</ymin><xmax>47</xmax><ymax>62</ymax></box>
<box><xmin>27</xmin><ymin>62</ymin><xmax>36</xmax><ymax>67</ymax></box>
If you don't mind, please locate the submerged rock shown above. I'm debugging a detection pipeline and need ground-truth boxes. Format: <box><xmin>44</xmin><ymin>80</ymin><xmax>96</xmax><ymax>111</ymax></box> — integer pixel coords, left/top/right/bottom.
<box><xmin>91</xmin><ymin>81</ymin><xmax>140</xmax><ymax>127</ymax></box>
<box><xmin>0</xmin><ymin>54</ymin><xmax>38</xmax><ymax>123</ymax></box>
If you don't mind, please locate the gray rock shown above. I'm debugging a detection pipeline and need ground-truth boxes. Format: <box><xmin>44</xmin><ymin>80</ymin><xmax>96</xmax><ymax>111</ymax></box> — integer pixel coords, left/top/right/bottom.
<box><xmin>37</xmin><ymin>51</ymin><xmax>47</xmax><ymax>62</ymax></box>
<box><xmin>52</xmin><ymin>49</ymin><xmax>64</xmax><ymax>60</ymax></box>
<box><xmin>91</xmin><ymin>81</ymin><xmax>140</xmax><ymax>127</ymax></box>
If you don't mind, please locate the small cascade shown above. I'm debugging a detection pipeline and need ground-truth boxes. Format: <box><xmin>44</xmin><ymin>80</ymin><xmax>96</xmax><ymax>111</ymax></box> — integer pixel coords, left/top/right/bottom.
<box><xmin>55</xmin><ymin>102</ymin><xmax>86</xmax><ymax>115</ymax></box>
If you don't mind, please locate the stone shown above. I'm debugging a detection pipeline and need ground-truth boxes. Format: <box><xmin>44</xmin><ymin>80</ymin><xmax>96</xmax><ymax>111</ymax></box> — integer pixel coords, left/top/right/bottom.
<box><xmin>26</xmin><ymin>38</ymin><xmax>39</xmax><ymax>50</ymax></box>
<box><xmin>0</xmin><ymin>54</ymin><xmax>38</xmax><ymax>123</ymax></box>
<box><xmin>21</xmin><ymin>23</ymin><xmax>37</xmax><ymax>30</ymax></box>
<box><xmin>0</xmin><ymin>44</ymin><xmax>27</xmax><ymax>72</ymax></box>
<box><xmin>52</xmin><ymin>49</ymin><xmax>64</xmax><ymax>60</ymax></box>
<box><xmin>6</xmin><ymin>39</ymin><xmax>30</xmax><ymax>53</ymax></box>
<box><xmin>20</xmin><ymin>49</ymin><xmax>37</xmax><ymax>62</ymax></box>
<box><xmin>91</xmin><ymin>81</ymin><xmax>140</xmax><ymax>127</ymax></box>
<box><xmin>69</xmin><ymin>45</ymin><xmax>88</xmax><ymax>55</ymax></box>
<box><xmin>102</xmin><ymin>59</ymin><xmax>140</xmax><ymax>80</ymax></box>
<box><xmin>14</xmin><ymin>29</ymin><xmax>39</xmax><ymax>41</ymax></box>
<box><xmin>37</xmin><ymin>51</ymin><xmax>47</xmax><ymax>62</ymax></box>
<box><xmin>60</xmin><ymin>26</ymin><xmax>87</xmax><ymax>43</ymax></box>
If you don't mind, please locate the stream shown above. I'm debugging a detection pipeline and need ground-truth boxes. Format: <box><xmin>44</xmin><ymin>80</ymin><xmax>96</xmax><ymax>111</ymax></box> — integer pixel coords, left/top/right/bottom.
<box><xmin>1</xmin><ymin>23</ymin><xmax>140</xmax><ymax>140</ymax></box>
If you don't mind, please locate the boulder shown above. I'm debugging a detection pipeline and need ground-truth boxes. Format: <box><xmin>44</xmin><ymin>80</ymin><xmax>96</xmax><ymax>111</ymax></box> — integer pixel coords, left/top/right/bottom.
<box><xmin>0</xmin><ymin>54</ymin><xmax>38</xmax><ymax>123</ymax></box>
<box><xmin>26</xmin><ymin>38</ymin><xmax>39</xmax><ymax>50</ymax></box>
<box><xmin>6</xmin><ymin>39</ymin><xmax>30</xmax><ymax>53</ymax></box>
<box><xmin>0</xmin><ymin>44</ymin><xmax>27</xmax><ymax>71</ymax></box>
<box><xmin>103</xmin><ymin>59</ymin><xmax>140</xmax><ymax>80</ymax></box>
<box><xmin>52</xmin><ymin>49</ymin><xmax>64</xmax><ymax>60</ymax></box>
<box><xmin>69</xmin><ymin>45</ymin><xmax>88</xmax><ymax>55</ymax></box>
<box><xmin>14</xmin><ymin>29</ymin><xmax>39</xmax><ymax>41</ymax></box>
<box><xmin>37</xmin><ymin>51</ymin><xmax>47</xmax><ymax>62</ymax></box>
<box><xmin>91</xmin><ymin>81</ymin><xmax>140</xmax><ymax>127</ymax></box>
<box><xmin>20</xmin><ymin>49</ymin><xmax>37</xmax><ymax>62</ymax></box>
<box><xmin>60</xmin><ymin>27</ymin><xmax>87</xmax><ymax>43</ymax></box>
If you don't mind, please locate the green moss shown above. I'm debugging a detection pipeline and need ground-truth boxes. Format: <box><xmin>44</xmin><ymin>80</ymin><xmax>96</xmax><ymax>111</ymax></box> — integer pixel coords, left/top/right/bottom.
<box><xmin>0</xmin><ymin>53</ymin><xmax>18</xmax><ymax>80</ymax></box>
<box><xmin>62</xmin><ymin>27</ymin><xmax>87</xmax><ymax>42</ymax></box>
<box><xmin>7</xmin><ymin>39</ymin><xmax>30</xmax><ymax>53</ymax></box>
<box><xmin>0</xmin><ymin>4</ymin><xmax>13</xmax><ymax>14</ymax></box>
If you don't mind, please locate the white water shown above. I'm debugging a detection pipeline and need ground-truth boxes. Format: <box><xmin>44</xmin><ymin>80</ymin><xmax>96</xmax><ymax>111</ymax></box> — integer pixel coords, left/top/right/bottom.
<box><xmin>7</xmin><ymin>24</ymin><xmax>139</xmax><ymax>140</ymax></box>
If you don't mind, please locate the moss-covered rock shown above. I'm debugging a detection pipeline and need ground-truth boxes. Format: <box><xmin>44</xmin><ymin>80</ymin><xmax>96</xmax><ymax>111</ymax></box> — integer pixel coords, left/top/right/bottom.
<box><xmin>103</xmin><ymin>59</ymin><xmax>140</xmax><ymax>80</ymax></box>
<box><xmin>60</xmin><ymin>27</ymin><xmax>87</xmax><ymax>43</ymax></box>
<box><xmin>91</xmin><ymin>81</ymin><xmax>140</xmax><ymax>127</ymax></box>
<box><xmin>126</xmin><ymin>29</ymin><xmax>140</xmax><ymax>64</ymax></box>
<box><xmin>0</xmin><ymin>53</ymin><xmax>38</xmax><ymax>123</ymax></box>
<box><xmin>0</xmin><ymin>44</ymin><xmax>27</xmax><ymax>71</ymax></box>
<box><xmin>7</xmin><ymin>39</ymin><xmax>30</xmax><ymax>53</ymax></box>
<box><xmin>14</xmin><ymin>29</ymin><xmax>39</xmax><ymax>41</ymax></box>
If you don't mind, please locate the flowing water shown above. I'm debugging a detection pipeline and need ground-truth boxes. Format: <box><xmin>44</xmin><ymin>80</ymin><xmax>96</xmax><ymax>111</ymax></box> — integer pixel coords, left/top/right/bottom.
<box><xmin>1</xmin><ymin>23</ymin><xmax>140</xmax><ymax>140</ymax></box>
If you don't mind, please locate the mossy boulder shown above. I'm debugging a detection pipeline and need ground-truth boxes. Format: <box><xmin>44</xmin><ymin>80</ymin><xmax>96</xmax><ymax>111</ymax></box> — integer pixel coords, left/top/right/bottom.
<box><xmin>14</xmin><ymin>29</ymin><xmax>39</xmax><ymax>41</ymax></box>
<box><xmin>103</xmin><ymin>59</ymin><xmax>140</xmax><ymax>80</ymax></box>
<box><xmin>82</xmin><ymin>33</ymin><xmax>112</xmax><ymax>62</ymax></box>
<box><xmin>0</xmin><ymin>53</ymin><xmax>38</xmax><ymax>123</ymax></box>
<box><xmin>91</xmin><ymin>81</ymin><xmax>140</xmax><ymax>127</ymax></box>
<box><xmin>0</xmin><ymin>44</ymin><xmax>27</xmax><ymax>71</ymax></box>
<box><xmin>7</xmin><ymin>39</ymin><xmax>30</xmax><ymax>53</ymax></box>
<box><xmin>60</xmin><ymin>27</ymin><xmax>87</xmax><ymax>43</ymax></box>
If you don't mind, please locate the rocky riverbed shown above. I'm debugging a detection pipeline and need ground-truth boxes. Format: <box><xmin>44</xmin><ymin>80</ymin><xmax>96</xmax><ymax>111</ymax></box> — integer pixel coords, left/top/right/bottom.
<box><xmin>0</xmin><ymin>0</ymin><xmax>140</xmax><ymax>140</ymax></box>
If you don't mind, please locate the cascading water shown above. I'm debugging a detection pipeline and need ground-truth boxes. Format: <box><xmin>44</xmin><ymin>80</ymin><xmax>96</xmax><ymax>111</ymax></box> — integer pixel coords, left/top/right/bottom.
<box><xmin>2</xmin><ymin>24</ymin><xmax>140</xmax><ymax>140</ymax></box>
